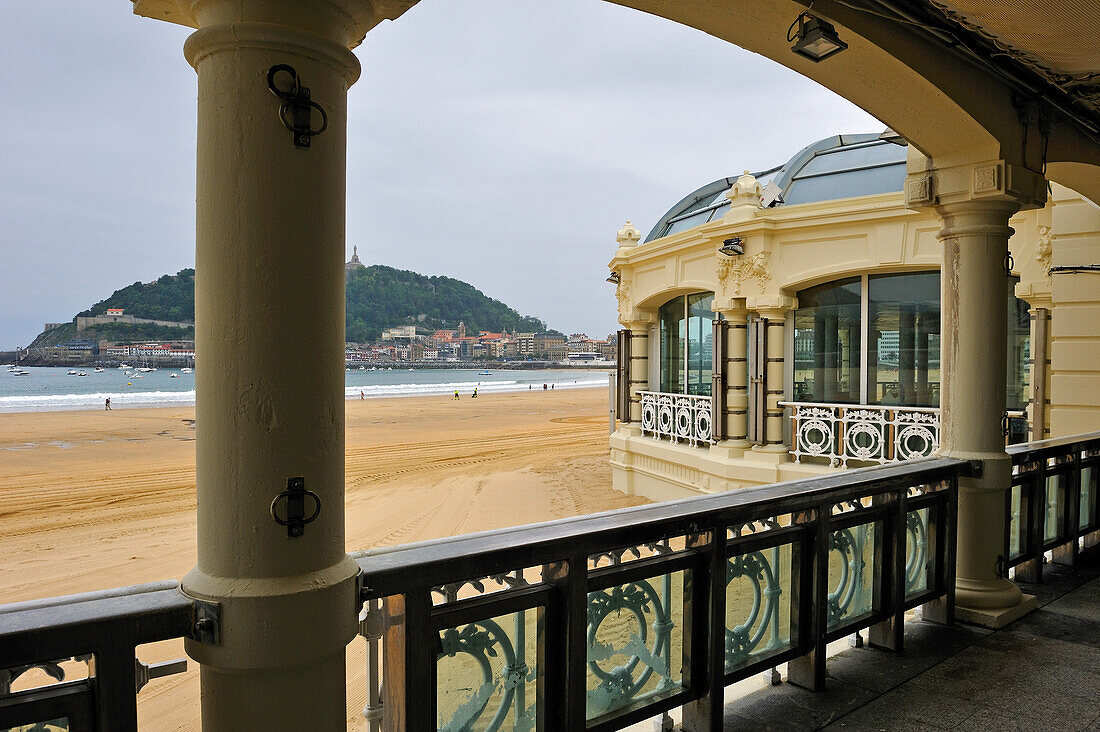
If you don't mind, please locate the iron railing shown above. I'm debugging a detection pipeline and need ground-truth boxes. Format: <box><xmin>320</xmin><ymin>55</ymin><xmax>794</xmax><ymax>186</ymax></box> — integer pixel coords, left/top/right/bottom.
<box><xmin>0</xmin><ymin>581</ymin><xmax>200</xmax><ymax>731</ymax></box>
<box><xmin>781</xmin><ymin>402</ymin><xmax>940</xmax><ymax>467</ymax></box>
<box><xmin>1004</xmin><ymin>431</ymin><xmax>1100</xmax><ymax>582</ymax></box>
<box><xmin>640</xmin><ymin>391</ymin><xmax>714</xmax><ymax>446</ymax></box>
<box><xmin>0</xmin><ymin>458</ymin><xmax>972</xmax><ymax>731</ymax></box>
<box><xmin>355</xmin><ymin>457</ymin><xmax>964</xmax><ymax>731</ymax></box>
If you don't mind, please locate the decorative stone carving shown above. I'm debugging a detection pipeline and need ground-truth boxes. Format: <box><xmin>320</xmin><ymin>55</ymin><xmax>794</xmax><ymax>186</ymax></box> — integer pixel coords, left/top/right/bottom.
<box><xmin>717</xmin><ymin>252</ymin><xmax>771</xmax><ymax>296</ymax></box>
<box><xmin>616</xmin><ymin>220</ymin><xmax>641</xmax><ymax>248</ymax></box>
<box><xmin>726</xmin><ymin>171</ymin><xmax>762</xmax><ymax>207</ymax></box>
<box><xmin>972</xmin><ymin>164</ymin><xmax>1002</xmax><ymax>195</ymax></box>
<box><xmin>1035</xmin><ymin>225</ymin><xmax>1052</xmax><ymax>276</ymax></box>
<box><xmin>616</xmin><ymin>279</ymin><xmax>632</xmax><ymax>322</ymax></box>
<box><xmin>905</xmin><ymin>175</ymin><xmax>934</xmax><ymax>207</ymax></box>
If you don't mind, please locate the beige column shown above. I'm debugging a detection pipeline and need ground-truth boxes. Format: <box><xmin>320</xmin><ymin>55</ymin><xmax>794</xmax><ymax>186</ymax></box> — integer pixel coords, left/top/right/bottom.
<box><xmin>712</xmin><ymin>305</ymin><xmax>750</xmax><ymax>458</ymax></box>
<box><xmin>751</xmin><ymin>301</ymin><xmax>794</xmax><ymax>461</ymax></box>
<box><xmin>132</xmin><ymin>0</ymin><xmax>407</xmax><ymax>727</ymax></box>
<box><xmin>937</xmin><ymin>200</ymin><xmax>1037</xmax><ymax>625</ymax></box>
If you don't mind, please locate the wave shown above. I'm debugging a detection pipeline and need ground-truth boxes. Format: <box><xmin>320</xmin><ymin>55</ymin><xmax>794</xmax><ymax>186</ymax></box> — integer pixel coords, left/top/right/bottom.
<box><xmin>0</xmin><ymin>378</ymin><xmax>609</xmax><ymax>412</ymax></box>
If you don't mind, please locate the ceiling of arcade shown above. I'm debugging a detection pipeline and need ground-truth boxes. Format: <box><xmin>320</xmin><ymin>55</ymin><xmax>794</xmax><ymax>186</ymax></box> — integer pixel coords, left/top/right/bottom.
<box><xmin>134</xmin><ymin>0</ymin><xmax>1100</xmax><ymax>200</ymax></box>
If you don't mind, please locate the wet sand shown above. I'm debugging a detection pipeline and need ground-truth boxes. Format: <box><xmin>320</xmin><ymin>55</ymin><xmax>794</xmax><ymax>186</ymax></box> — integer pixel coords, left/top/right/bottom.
<box><xmin>0</xmin><ymin>387</ymin><xmax>647</xmax><ymax>729</ymax></box>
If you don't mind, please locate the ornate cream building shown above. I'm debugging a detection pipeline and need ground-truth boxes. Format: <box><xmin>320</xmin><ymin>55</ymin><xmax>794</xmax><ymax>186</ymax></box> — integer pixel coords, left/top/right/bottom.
<box><xmin>610</xmin><ymin>133</ymin><xmax>1100</xmax><ymax>502</ymax></box>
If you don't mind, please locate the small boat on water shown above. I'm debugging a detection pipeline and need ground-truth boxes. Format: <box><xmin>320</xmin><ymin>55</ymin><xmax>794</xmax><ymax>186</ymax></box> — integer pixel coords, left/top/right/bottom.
<box><xmin>180</xmin><ymin>368</ymin><xmax>193</xmax><ymax>373</ymax></box>
<box><xmin>68</xmin><ymin>370</ymin><xmax>79</xmax><ymax>375</ymax></box>
<box><xmin>77</xmin><ymin>372</ymin><xmax>88</xmax><ymax>377</ymax></box>
<box><xmin>137</xmin><ymin>367</ymin><xmax>155</xmax><ymax>373</ymax></box>
<box><xmin>170</xmin><ymin>373</ymin><xmax>179</xmax><ymax>378</ymax></box>
<box><xmin>478</xmin><ymin>371</ymin><xmax>491</xmax><ymax>376</ymax></box>
<box><xmin>13</xmin><ymin>370</ymin><xmax>29</xmax><ymax>376</ymax></box>
<box><xmin>94</xmin><ymin>367</ymin><xmax>105</xmax><ymax>373</ymax></box>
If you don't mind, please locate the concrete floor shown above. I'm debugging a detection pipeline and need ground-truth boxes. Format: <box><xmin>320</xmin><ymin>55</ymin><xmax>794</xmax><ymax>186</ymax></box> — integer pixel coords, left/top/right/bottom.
<box><xmin>722</xmin><ymin>548</ymin><xmax>1100</xmax><ymax>731</ymax></box>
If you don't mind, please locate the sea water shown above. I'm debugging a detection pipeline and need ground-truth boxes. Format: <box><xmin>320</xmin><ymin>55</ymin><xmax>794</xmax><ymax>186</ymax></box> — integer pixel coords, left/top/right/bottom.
<box><xmin>0</xmin><ymin>366</ymin><xmax>608</xmax><ymax>413</ymax></box>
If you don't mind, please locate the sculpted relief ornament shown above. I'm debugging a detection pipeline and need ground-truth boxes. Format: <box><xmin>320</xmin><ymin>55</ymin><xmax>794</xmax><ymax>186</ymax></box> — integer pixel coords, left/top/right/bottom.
<box><xmin>1035</xmin><ymin>225</ymin><xmax>1052</xmax><ymax>276</ymax></box>
<box><xmin>717</xmin><ymin>251</ymin><xmax>771</xmax><ymax>296</ymax></box>
<box><xmin>616</xmin><ymin>280</ymin><xmax>632</xmax><ymax>322</ymax></box>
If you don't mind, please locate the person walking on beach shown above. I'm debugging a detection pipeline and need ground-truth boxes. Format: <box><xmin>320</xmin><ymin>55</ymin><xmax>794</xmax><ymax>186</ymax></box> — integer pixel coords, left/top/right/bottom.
<box><xmin>472</xmin><ymin>387</ymin><xmax>478</xmax><ymax>399</ymax></box>
<box><xmin>360</xmin><ymin>390</ymin><xmax>364</xmax><ymax>400</ymax></box>
<box><xmin>454</xmin><ymin>390</ymin><xmax>460</xmax><ymax>400</ymax></box>
<box><xmin>104</xmin><ymin>397</ymin><xmax>111</xmax><ymax>411</ymax></box>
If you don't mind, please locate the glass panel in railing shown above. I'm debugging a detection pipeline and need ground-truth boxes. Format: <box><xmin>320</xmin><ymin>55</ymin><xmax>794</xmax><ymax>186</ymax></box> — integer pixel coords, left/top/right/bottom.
<box><xmin>725</xmin><ymin>543</ymin><xmax>795</xmax><ymax>674</ymax></box>
<box><xmin>1081</xmin><ymin>466</ymin><xmax>1096</xmax><ymax>531</ymax></box>
<box><xmin>827</xmin><ymin>522</ymin><xmax>877</xmax><ymax>628</ymax></box>
<box><xmin>2</xmin><ymin>717</ymin><xmax>70</xmax><ymax>731</ymax></box>
<box><xmin>904</xmin><ymin>508</ymin><xmax>931</xmax><ymax>598</ymax></box>
<box><xmin>1044</xmin><ymin>473</ymin><xmax>1066</xmax><ymax>544</ymax></box>
<box><xmin>436</xmin><ymin>609</ymin><xmax>538</xmax><ymax>732</ymax></box>
<box><xmin>586</xmin><ymin>570</ymin><xmax>686</xmax><ymax>722</ymax></box>
<box><xmin>1009</xmin><ymin>483</ymin><xmax>1025</xmax><ymax>561</ymax></box>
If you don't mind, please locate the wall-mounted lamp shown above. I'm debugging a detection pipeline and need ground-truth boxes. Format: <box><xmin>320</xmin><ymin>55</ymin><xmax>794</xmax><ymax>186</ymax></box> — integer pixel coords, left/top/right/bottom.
<box><xmin>720</xmin><ymin>238</ymin><xmax>744</xmax><ymax>256</ymax></box>
<box><xmin>789</xmin><ymin>12</ymin><xmax>848</xmax><ymax>62</ymax></box>
<box><xmin>606</xmin><ymin>272</ymin><xmax>621</xmax><ymax>284</ymax></box>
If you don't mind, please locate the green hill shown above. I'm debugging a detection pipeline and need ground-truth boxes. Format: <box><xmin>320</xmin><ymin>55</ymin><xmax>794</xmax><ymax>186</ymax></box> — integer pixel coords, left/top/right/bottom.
<box><xmin>345</xmin><ymin>265</ymin><xmax>546</xmax><ymax>342</ymax></box>
<box><xmin>42</xmin><ymin>265</ymin><xmax>550</xmax><ymax>345</ymax></box>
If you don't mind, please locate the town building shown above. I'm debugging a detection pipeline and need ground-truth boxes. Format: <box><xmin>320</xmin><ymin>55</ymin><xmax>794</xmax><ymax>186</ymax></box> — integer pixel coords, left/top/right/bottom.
<box><xmin>609</xmin><ymin>133</ymin><xmax>1100</xmax><ymax>500</ymax></box>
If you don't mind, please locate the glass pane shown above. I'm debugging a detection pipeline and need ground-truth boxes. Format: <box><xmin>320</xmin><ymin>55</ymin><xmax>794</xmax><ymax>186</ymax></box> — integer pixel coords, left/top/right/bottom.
<box><xmin>827</xmin><ymin>522</ymin><xmax>877</xmax><ymax>628</ymax></box>
<box><xmin>586</xmin><ymin>571</ymin><xmax>686</xmax><ymax>722</ymax></box>
<box><xmin>868</xmin><ymin>272</ymin><xmax>939</xmax><ymax>407</ymax></box>
<box><xmin>1045</xmin><ymin>473</ymin><xmax>1066</xmax><ymax>543</ymax></box>
<box><xmin>1081</xmin><ymin>466</ymin><xmax>1097</xmax><ymax>531</ymax></box>
<box><xmin>905</xmin><ymin>508</ymin><xmax>931</xmax><ymax>598</ymax></box>
<box><xmin>686</xmin><ymin>293</ymin><xmax>715</xmax><ymax>396</ymax></box>
<box><xmin>659</xmin><ymin>298</ymin><xmax>685</xmax><ymax>394</ymax></box>
<box><xmin>1009</xmin><ymin>483</ymin><xmax>1025</xmax><ymax>560</ymax></box>
<box><xmin>1006</xmin><ymin>286</ymin><xmax>1031</xmax><ymax>413</ymax></box>
<box><xmin>664</xmin><ymin>209</ymin><xmax>712</xmax><ymax>236</ymax></box>
<box><xmin>436</xmin><ymin>609</ymin><xmax>538</xmax><ymax>731</ymax></box>
<box><xmin>793</xmin><ymin>278</ymin><xmax>862</xmax><ymax>403</ymax></box>
<box><xmin>725</xmin><ymin>543</ymin><xmax>795</xmax><ymax>674</ymax></box>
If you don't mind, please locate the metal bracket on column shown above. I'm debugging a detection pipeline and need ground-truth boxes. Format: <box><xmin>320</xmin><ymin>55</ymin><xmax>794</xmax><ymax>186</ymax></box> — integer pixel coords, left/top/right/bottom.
<box><xmin>271</xmin><ymin>476</ymin><xmax>321</xmax><ymax>538</ymax></box>
<box><xmin>267</xmin><ymin>64</ymin><xmax>328</xmax><ymax>148</ymax></box>
<box><xmin>185</xmin><ymin>596</ymin><xmax>221</xmax><ymax>646</ymax></box>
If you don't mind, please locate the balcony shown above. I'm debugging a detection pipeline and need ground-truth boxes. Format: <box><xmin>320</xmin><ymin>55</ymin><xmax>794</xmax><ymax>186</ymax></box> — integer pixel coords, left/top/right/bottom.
<box><xmin>640</xmin><ymin>391</ymin><xmax>715</xmax><ymax>447</ymax></box>
<box><xmin>781</xmin><ymin>402</ymin><xmax>941</xmax><ymax>468</ymax></box>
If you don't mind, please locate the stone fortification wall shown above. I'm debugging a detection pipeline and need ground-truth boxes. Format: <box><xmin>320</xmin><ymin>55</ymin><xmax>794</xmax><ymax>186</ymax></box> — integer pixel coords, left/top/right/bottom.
<box><xmin>76</xmin><ymin>314</ymin><xmax>193</xmax><ymax>331</ymax></box>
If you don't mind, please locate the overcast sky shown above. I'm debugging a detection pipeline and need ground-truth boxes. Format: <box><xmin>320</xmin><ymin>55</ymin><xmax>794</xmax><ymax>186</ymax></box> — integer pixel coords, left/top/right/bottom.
<box><xmin>0</xmin><ymin>0</ymin><xmax>881</xmax><ymax>349</ymax></box>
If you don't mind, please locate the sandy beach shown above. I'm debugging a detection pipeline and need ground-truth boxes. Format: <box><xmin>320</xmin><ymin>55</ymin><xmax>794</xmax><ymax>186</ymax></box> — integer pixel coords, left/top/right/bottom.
<box><xmin>0</xmin><ymin>386</ymin><xmax>646</xmax><ymax>729</ymax></box>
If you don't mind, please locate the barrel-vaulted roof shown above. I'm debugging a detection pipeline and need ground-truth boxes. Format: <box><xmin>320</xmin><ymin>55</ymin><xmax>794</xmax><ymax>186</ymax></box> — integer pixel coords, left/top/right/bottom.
<box><xmin>643</xmin><ymin>133</ymin><xmax>907</xmax><ymax>243</ymax></box>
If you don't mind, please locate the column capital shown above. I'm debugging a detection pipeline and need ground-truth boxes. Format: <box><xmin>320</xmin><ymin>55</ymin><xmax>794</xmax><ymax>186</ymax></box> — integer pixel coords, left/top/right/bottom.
<box><xmin>905</xmin><ymin>152</ymin><xmax>1046</xmax><ymax>213</ymax></box>
<box><xmin>714</xmin><ymin>299</ymin><xmax>749</xmax><ymax>322</ymax></box>
<box><xmin>624</xmin><ymin>316</ymin><xmax>654</xmax><ymax>332</ymax></box>
<box><xmin>748</xmin><ymin>295</ymin><xmax>797</xmax><ymax>318</ymax></box>
<box><xmin>133</xmin><ymin>0</ymin><xmax>417</xmax><ymax>47</ymax></box>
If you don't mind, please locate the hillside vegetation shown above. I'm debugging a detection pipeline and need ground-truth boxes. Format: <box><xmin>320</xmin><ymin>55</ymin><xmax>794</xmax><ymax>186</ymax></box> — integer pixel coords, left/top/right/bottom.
<box><xmin>42</xmin><ymin>265</ymin><xmax>549</xmax><ymax>345</ymax></box>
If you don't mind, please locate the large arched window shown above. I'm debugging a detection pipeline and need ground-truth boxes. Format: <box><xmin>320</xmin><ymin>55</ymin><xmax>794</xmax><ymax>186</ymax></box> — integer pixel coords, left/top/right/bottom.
<box><xmin>658</xmin><ymin>292</ymin><xmax>715</xmax><ymax>396</ymax></box>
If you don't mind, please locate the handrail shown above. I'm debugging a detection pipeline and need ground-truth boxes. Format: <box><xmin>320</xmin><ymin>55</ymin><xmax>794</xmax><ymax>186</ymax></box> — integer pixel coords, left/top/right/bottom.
<box><xmin>356</xmin><ymin>456</ymin><xmax>966</xmax><ymax>730</ymax></box>
<box><xmin>0</xmin><ymin>584</ymin><xmax>196</xmax><ymax>731</ymax></box>
<box><xmin>355</xmin><ymin>457</ymin><xmax>966</xmax><ymax>596</ymax></box>
<box><xmin>0</xmin><ymin>580</ymin><xmax>181</xmax><ymax>616</ymax></box>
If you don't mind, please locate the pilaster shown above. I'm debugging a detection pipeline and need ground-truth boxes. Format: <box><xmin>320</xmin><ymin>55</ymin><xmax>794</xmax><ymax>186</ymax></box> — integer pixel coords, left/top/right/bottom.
<box><xmin>711</xmin><ymin>303</ymin><xmax>750</xmax><ymax>459</ymax></box>
<box><xmin>749</xmin><ymin>296</ymin><xmax>796</xmax><ymax>463</ymax></box>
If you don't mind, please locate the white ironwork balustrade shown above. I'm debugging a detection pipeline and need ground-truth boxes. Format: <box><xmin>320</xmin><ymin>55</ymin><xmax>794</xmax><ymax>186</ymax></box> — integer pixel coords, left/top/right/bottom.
<box><xmin>780</xmin><ymin>402</ymin><xmax>940</xmax><ymax>467</ymax></box>
<box><xmin>639</xmin><ymin>391</ymin><xmax>713</xmax><ymax>446</ymax></box>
